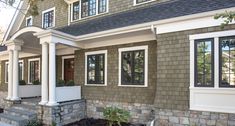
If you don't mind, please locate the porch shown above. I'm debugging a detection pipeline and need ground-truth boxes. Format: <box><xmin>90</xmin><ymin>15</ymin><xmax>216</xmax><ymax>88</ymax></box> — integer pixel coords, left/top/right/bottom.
<box><xmin>2</xmin><ymin>26</ymin><xmax>82</xmax><ymax>106</ymax></box>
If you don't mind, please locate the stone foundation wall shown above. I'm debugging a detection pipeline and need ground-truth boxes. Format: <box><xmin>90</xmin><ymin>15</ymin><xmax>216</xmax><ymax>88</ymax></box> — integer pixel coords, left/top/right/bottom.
<box><xmin>86</xmin><ymin>100</ymin><xmax>155</xmax><ymax>124</ymax></box>
<box><xmin>0</xmin><ymin>91</ymin><xmax>7</xmax><ymax>108</ymax></box>
<box><xmin>154</xmin><ymin>109</ymin><xmax>235</xmax><ymax>126</ymax></box>
<box><xmin>38</xmin><ymin>100</ymin><xmax>86</xmax><ymax>126</ymax></box>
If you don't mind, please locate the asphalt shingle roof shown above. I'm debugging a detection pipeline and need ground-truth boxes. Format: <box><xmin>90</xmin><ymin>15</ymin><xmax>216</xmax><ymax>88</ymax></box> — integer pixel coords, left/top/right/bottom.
<box><xmin>56</xmin><ymin>0</ymin><xmax>235</xmax><ymax>36</ymax></box>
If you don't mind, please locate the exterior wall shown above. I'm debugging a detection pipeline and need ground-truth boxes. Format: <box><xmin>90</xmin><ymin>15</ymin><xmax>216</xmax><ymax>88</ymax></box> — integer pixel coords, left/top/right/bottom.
<box><xmin>75</xmin><ymin>41</ymin><xmax>157</xmax><ymax>104</ymax></box>
<box><xmin>19</xmin><ymin>0</ymin><xmax>170</xmax><ymax>30</ymax></box>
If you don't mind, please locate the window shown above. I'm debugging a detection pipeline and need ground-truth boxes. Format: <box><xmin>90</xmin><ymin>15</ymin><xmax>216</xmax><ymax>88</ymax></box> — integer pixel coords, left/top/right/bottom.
<box><xmin>28</xmin><ymin>58</ymin><xmax>40</xmax><ymax>84</ymax></box>
<box><xmin>134</xmin><ymin>0</ymin><xmax>154</xmax><ymax>5</ymax></box>
<box><xmin>219</xmin><ymin>36</ymin><xmax>235</xmax><ymax>88</ymax></box>
<box><xmin>72</xmin><ymin>1</ymin><xmax>80</xmax><ymax>20</ymax></box>
<box><xmin>5</xmin><ymin>61</ymin><xmax>24</xmax><ymax>83</ymax></box>
<box><xmin>26</xmin><ymin>16</ymin><xmax>33</xmax><ymax>26</ymax></box>
<box><xmin>71</xmin><ymin>0</ymin><xmax>108</xmax><ymax>21</ymax></box>
<box><xmin>194</xmin><ymin>39</ymin><xmax>214</xmax><ymax>87</ymax></box>
<box><xmin>42</xmin><ymin>7</ymin><xmax>55</xmax><ymax>28</ymax></box>
<box><xmin>85</xmin><ymin>50</ymin><xmax>107</xmax><ymax>86</ymax></box>
<box><xmin>119</xmin><ymin>46</ymin><xmax>148</xmax><ymax>87</ymax></box>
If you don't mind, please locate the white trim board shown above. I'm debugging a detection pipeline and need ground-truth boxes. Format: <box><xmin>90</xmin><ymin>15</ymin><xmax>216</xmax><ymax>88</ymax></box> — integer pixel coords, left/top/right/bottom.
<box><xmin>84</xmin><ymin>50</ymin><xmax>108</xmax><ymax>86</ymax></box>
<box><xmin>118</xmin><ymin>45</ymin><xmax>148</xmax><ymax>87</ymax></box>
<box><xmin>133</xmin><ymin>0</ymin><xmax>156</xmax><ymax>6</ymax></box>
<box><xmin>28</xmin><ymin>58</ymin><xmax>41</xmax><ymax>84</ymax></box>
<box><xmin>61</xmin><ymin>55</ymin><xmax>75</xmax><ymax>80</ymax></box>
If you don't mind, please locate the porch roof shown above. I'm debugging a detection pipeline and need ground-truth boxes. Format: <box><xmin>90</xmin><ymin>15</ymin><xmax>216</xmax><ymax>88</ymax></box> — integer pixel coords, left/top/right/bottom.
<box><xmin>56</xmin><ymin>0</ymin><xmax>235</xmax><ymax>36</ymax></box>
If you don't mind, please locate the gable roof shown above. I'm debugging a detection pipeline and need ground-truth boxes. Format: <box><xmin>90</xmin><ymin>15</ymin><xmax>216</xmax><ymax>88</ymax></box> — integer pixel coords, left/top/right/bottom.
<box><xmin>56</xmin><ymin>0</ymin><xmax>235</xmax><ymax>36</ymax></box>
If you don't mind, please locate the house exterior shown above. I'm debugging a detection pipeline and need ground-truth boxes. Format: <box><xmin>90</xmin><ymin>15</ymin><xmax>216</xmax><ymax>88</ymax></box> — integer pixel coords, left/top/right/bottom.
<box><xmin>0</xmin><ymin>0</ymin><xmax>235</xmax><ymax>125</ymax></box>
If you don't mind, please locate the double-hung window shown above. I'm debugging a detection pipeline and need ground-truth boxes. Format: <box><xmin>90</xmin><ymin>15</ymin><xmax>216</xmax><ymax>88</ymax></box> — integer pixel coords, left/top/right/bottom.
<box><xmin>71</xmin><ymin>0</ymin><xmax>108</xmax><ymax>21</ymax></box>
<box><xmin>5</xmin><ymin>61</ymin><xmax>24</xmax><ymax>83</ymax></box>
<box><xmin>190</xmin><ymin>30</ymin><xmax>235</xmax><ymax>113</ymax></box>
<box><xmin>119</xmin><ymin>46</ymin><xmax>148</xmax><ymax>87</ymax></box>
<box><xmin>42</xmin><ymin>7</ymin><xmax>55</xmax><ymax>29</ymax></box>
<box><xmin>28</xmin><ymin>58</ymin><xmax>40</xmax><ymax>84</ymax></box>
<box><xmin>26</xmin><ymin>16</ymin><xmax>33</xmax><ymax>27</ymax></box>
<box><xmin>85</xmin><ymin>50</ymin><xmax>107</xmax><ymax>86</ymax></box>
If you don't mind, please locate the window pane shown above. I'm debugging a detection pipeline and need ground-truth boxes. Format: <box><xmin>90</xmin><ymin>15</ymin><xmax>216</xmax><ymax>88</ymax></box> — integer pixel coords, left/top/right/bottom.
<box><xmin>26</xmin><ymin>18</ymin><xmax>32</xmax><ymax>26</ymax></box>
<box><xmin>19</xmin><ymin>62</ymin><xmax>23</xmax><ymax>81</ymax></box>
<box><xmin>81</xmin><ymin>0</ymin><xmax>89</xmax><ymax>18</ymax></box>
<box><xmin>220</xmin><ymin>36</ymin><xmax>235</xmax><ymax>87</ymax></box>
<box><xmin>121</xmin><ymin>50</ymin><xmax>145</xmax><ymax>85</ymax></box>
<box><xmin>5</xmin><ymin>64</ymin><xmax>8</xmax><ymax>82</ymax></box>
<box><xmin>73</xmin><ymin>1</ymin><xmax>80</xmax><ymax>20</ymax></box>
<box><xmin>98</xmin><ymin>0</ymin><xmax>106</xmax><ymax>14</ymax></box>
<box><xmin>29</xmin><ymin>61</ymin><xmax>40</xmax><ymax>83</ymax></box>
<box><xmin>43</xmin><ymin>10</ymin><xmax>54</xmax><ymax>28</ymax></box>
<box><xmin>195</xmin><ymin>39</ymin><xmax>214</xmax><ymax>87</ymax></box>
<box><xmin>87</xmin><ymin>54</ymin><xmax>105</xmax><ymax>84</ymax></box>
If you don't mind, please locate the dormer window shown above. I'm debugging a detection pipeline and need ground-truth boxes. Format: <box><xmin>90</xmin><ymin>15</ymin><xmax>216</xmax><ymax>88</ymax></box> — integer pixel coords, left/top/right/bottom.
<box><xmin>134</xmin><ymin>0</ymin><xmax>155</xmax><ymax>5</ymax></box>
<box><xmin>26</xmin><ymin>16</ymin><xmax>33</xmax><ymax>26</ymax></box>
<box><xmin>70</xmin><ymin>0</ymin><xmax>108</xmax><ymax>22</ymax></box>
<box><xmin>42</xmin><ymin>7</ymin><xmax>55</xmax><ymax>29</ymax></box>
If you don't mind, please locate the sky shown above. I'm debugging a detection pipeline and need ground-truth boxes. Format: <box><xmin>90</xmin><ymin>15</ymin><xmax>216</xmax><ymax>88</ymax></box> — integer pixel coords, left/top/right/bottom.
<box><xmin>0</xmin><ymin>0</ymin><xmax>20</xmax><ymax>40</ymax></box>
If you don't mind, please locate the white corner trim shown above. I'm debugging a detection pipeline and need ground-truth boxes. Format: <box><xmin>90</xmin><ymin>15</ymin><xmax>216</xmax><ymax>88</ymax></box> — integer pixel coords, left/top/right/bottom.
<box><xmin>28</xmin><ymin>58</ymin><xmax>41</xmax><ymax>84</ymax></box>
<box><xmin>42</xmin><ymin>7</ymin><xmax>56</xmax><ymax>29</ymax></box>
<box><xmin>118</xmin><ymin>45</ymin><xmax>148</xmax><ymax>87</ymax></box>
<box><xmin>85</xmin><ymin>50</ymin><xmax>108</xmax><ymax>86</ymax></box>
<box><xmin>61</xmin><ymin>55</ymin><xmax>75</xmax><ymax>80</ymax></box>
<box><xmin>133</xmin><ymin>0</ymin><xmax>155</xmax><ymax>6</ymax></box>
<box><xmin>25</xmin><ymin>16</ymin><xmax>33</xmax><ymax>26</ymax></box>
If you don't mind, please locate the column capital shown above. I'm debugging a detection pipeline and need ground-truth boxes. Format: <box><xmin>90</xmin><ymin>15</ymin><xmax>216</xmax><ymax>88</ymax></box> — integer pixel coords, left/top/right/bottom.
<box><xmin>5</xmin><ymin>39</ymin><xmax>24</xmax><ymax>51</ymax></box>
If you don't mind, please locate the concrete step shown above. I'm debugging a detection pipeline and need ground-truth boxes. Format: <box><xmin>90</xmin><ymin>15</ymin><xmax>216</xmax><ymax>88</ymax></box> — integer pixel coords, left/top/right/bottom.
<box><xmin>4</xmin><ymin>108</ymin><xmax>37</xmax><ymax>120</ymax></box>
<box><xmin>11</xmin><ymin>104</ymin><xmax>37</xmax><ymax>113</ymax></box>
<box><xmin>0</xmin><ymin>113</ymin><xmax>28</xmax><ymax>126</ymax></box>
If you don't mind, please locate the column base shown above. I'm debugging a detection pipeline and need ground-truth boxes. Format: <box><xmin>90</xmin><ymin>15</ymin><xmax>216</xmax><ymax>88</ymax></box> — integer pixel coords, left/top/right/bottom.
<box><xmin>11</xmin><ymin>97</ymin><xmax>21</xmax><ymax>101</ymax></box>
<box><xmin>39</xmin><ymin>101</ymin><xmax>48</xmax><ymax>105</ymax></box>
<box><xmin>6</xmin><ymin>97</ymin><xmax>11</xmax><ymax>100</ymax></box>
<box><xmin>46</xmin><ymin>101</ymin><xmax>59</xmax><ymax>106</ymax></box>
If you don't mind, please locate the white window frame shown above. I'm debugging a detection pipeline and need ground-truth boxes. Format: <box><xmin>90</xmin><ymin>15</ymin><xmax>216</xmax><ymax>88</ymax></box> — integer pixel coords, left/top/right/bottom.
<box><xmin>85</xmin><ymin>50</ymin><xmax>107</xmax><ymax>86</ymax></box>
<box><xmin>189</xmin><ymin>30</ymin><xmax>235</xmax><ymax>113</ymax></box>
<box><xmin>42</xmin><ymin>7</ymin><xmax>55</xmax><ymax>29</ymax></box>
<box><xmin>28</xmin><ymin>58</ymin><xmax>41</xmax><ymax>84</ymax></box>
<box><xmin>70</xmin><ymin>0</ymin><xmax>109</xmax><ymax>22</ymax></box>
<box><xmin>118</xmin><ymin>45</ymin><xmax>148</xmax><ymax>87</ymax></box>
<box><xmin>26</xmin><ymin>16</ymin><xmax>33</xmax><ymax>26</ymax></box>
<box><xmin>5</xmin><ymin>60</ymin><xmax>24</xmax><ymax>83</ymax></box>
<box><xmin>62</xmin><ymin>55</ymin><xmax>75</xmax><ymax>80</ymax></box>
<box><xmin>133</xmin><ymin>0</ymin><xmax>155</xmax><ymax>6</ymax></box>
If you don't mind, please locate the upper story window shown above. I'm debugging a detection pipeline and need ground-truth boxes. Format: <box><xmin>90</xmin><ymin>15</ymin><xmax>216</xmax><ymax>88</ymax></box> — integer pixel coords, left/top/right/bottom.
<box><xmin>219</xmin><ymin>36</ymin><xmax>235</xmax><ymax>88</ymax></box>
<box><xmin>42</xmin><ymin>7</ymin><xmax>55</xmax><ymax>29</ymax></box>
<box><xmin>194</xmin><ymin>39</ymin><xmax>214</xmax><ymax>87</ymax></box>
<box><xmin>26</xmin><ymin>16</ymin><xmax>33</xmax><ymax>27</ymax></box>
<box><xmin>134</xmin><ymin>0</ymin><xmax>154</xmax><ymax>5</ymax></box>
<box><xmin>71</xmin><ymin>0</ymin><xmax>108</xmax><ymax>21</ymax></box>
<box><xmin>85</xmin><ymin>50</ymin><xmax>107</xmax><ymax>86</ymax></box>
<box><xmin>118</xmin><ymin>46</ymin><xmax>148</xmax><ymax>87</ymax></box>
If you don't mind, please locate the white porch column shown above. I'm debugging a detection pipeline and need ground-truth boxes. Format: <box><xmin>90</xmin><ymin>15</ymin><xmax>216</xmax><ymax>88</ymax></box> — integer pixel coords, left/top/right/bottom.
<box><xmin>12</xmin><ymin>49</ymin><xmax>20</xmax><ymax>101</ymax></box>
<box><xmin>47</xmin><ymin>42</ymin><xmax>58</xmax><ymax>106</ymax></box>
<box><xmin>39</xmin><ymin>42</ymin><xmax>49</xmax><ymax>105</ymax></box>
<box><xmin>6</xmin><ymin>50</ymin><xmax>13</xmax><ymax>100</ymax></box>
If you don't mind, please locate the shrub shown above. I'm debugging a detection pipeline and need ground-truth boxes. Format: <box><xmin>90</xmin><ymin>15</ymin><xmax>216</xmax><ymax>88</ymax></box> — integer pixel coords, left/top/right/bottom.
<box><xmin>57</xmin><ymin>79</ymin><xmax>65</xmax><ymax>87</ymax></box>
<box><xmin>26</xmin><ymin>119</ymin><xmax>42</xmax><ymax>126</ymax></box>
<box><xmin>103</xmin><ymin>107</ymin><xmax>130</xmax><ymax>126</ymax></box>
<box><xmin>19</xmin><ymin>80</ymin><xmax>26</xmax><ymax>85</ymax></box>
<box><xmin>33</xmin><ymin>80</ymin><xmax>40</xmax><ymax>85</ymax></box>
<box><xmin>66</xmin><ymin>80</ymin><xmax>75</xmax><ymax>86</ymax></box>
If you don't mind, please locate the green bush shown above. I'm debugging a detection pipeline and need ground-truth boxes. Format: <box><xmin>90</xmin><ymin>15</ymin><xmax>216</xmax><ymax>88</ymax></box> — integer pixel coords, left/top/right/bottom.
<box><xmin>33</xmin><ymin>80</ymin><xmax>40</xmax><ymax>85</ymax></box>
<box><xmin>19</xmin><ymin>80</ymin><xmax>26</xmax><ymax>85</ymax></box>
<box><xmin>103</xmin><ymin>107</ymin><xmax>130</xmax><ymax>126</ymax></box>
<box><xmin>66</xmin><ymin>80</ymin><xmax>75</xmax><ymax>86</ymax></box>
<box><xmin>57</xmin><ymin>79</ymin><xmax>65</xmax><ymax>87</ymax></box>
<box><xmin>26</xmin><ymin>119</ymin><xmax>42</xmax><ymax>126</ymax></box>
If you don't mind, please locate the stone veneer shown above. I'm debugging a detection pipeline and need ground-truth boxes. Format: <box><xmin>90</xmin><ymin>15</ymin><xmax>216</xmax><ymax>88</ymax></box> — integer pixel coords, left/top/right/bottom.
<box><xmin>37</xmin><ymin>100</ymin><xmax>86</xmax><ymax>126</ymax></box>
<box><xmin>0</xmin><ymin>92</ymin><xmax>7</xmax><ymax>108</ymax></box>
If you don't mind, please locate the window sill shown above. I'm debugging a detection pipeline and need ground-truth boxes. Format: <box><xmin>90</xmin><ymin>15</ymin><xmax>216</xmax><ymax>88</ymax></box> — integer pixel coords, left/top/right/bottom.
<box><xmin>118</xmin><ymin>84</ymin><xmax>147</xmax><ymax>88</ymax></box>
<box><xmin>71</xmin><ymin>12</ymin><xmax>108</xmax><ymax>23</ymax></box>
<box><xmin>134</xmin><ymin>0</ymin><xmax>156</xmax><ymax>6</ymax></box>
<box><xmin>85</xmin><ymin>84</ymin><xmax>107</xmax><ymax>87</ymax></box>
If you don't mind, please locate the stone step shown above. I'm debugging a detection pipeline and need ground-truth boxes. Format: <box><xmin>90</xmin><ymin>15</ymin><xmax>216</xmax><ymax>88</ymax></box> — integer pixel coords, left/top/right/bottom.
<box><xmin>0</xmin><ymin>113</ymin><xmax>28</xmax><ymax>126</ymax></box>
<box><xmin>4</xmin><ymin>108</ymin><xmax>37</xmax><ymax>120</ymax></box>
<box><xmin>11</xmin><ymin>104</ymin><xmax>37</xmax><ymax>113</ymax></box>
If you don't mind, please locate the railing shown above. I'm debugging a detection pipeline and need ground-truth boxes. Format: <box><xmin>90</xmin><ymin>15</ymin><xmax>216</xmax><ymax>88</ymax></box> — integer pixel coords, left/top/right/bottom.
<box><xmin>19</xmin><ymin>85</ymin><xmax>41</xmax><ymax>98</ymax></box>
<box><xmin>56</xmin><ymin>86</ymin><xmax>81</xmax><ymax>102</ymax></box>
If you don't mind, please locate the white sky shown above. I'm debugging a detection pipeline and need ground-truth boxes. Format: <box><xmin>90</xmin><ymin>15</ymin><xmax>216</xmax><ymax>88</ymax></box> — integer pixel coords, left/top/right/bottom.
<box><xmin>0</xmin><ymin>0</ymin><xmax>20</xmax><ymax>32</ymax></box>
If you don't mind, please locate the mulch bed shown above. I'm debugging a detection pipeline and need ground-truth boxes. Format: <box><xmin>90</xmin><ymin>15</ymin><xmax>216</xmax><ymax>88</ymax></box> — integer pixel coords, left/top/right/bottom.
<box><xmin>65</xmin><ymin>118</ymin><xmax>146</xmax><ymax>126</ymax></box>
